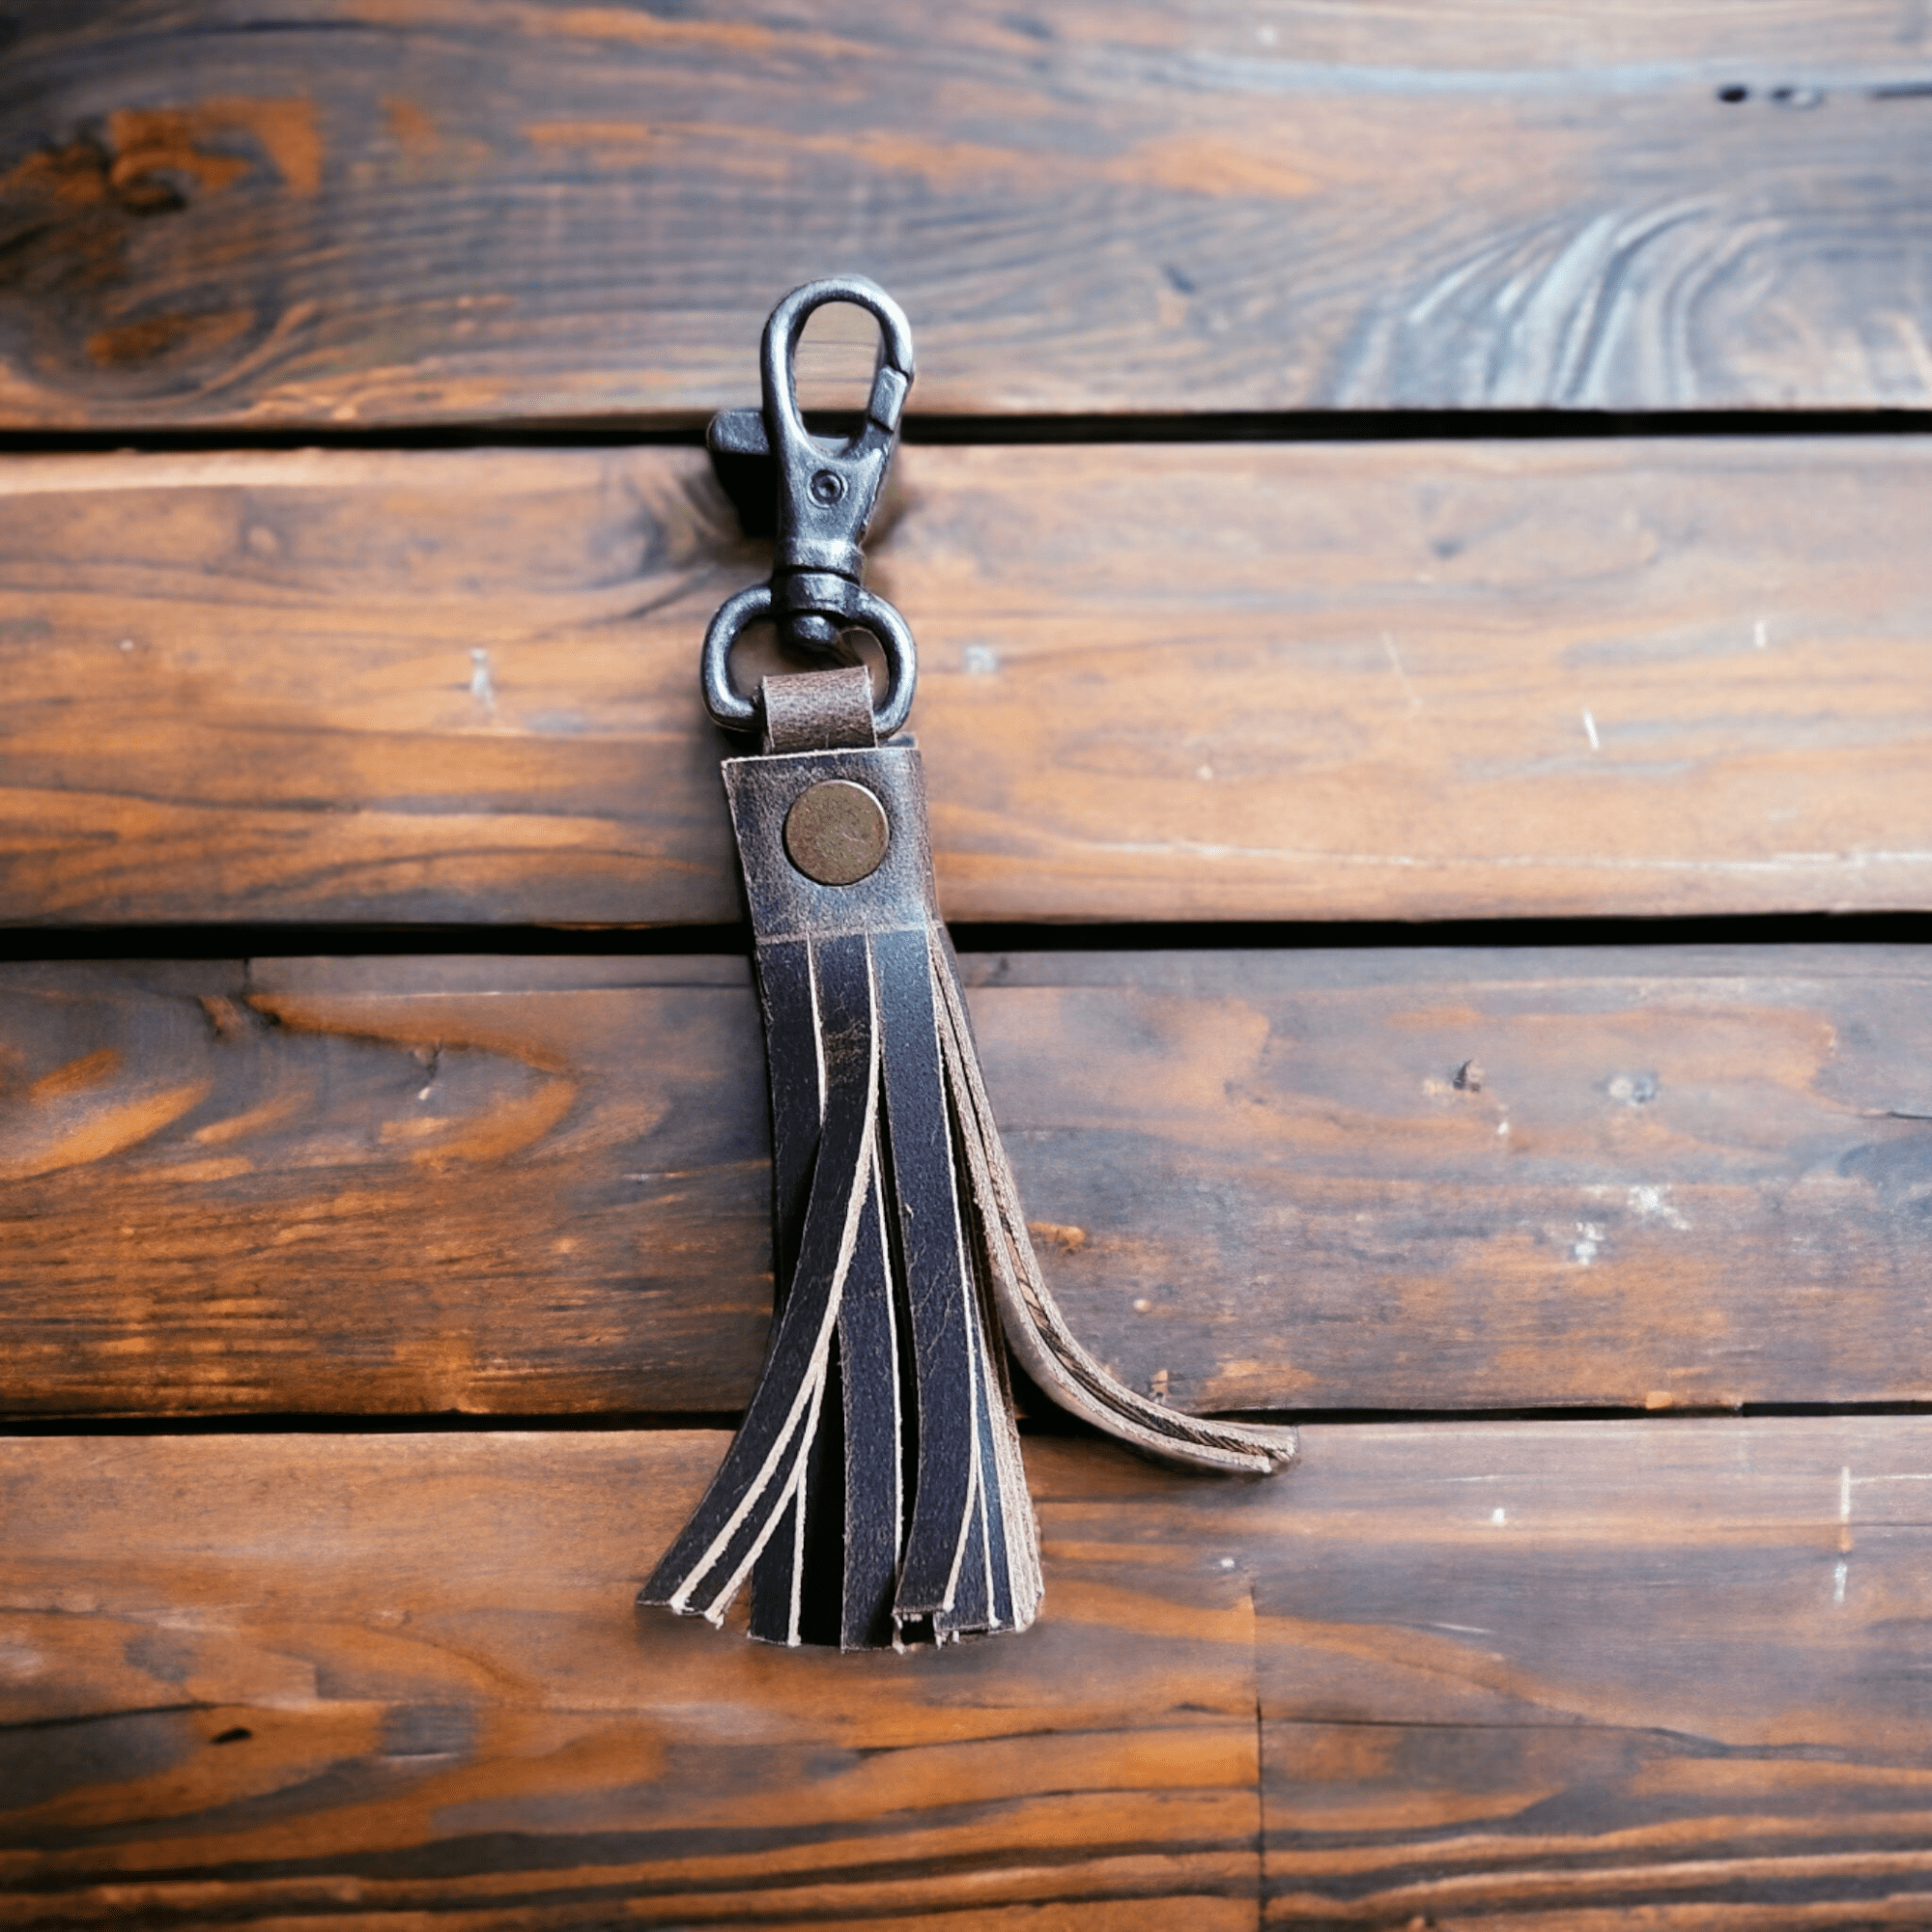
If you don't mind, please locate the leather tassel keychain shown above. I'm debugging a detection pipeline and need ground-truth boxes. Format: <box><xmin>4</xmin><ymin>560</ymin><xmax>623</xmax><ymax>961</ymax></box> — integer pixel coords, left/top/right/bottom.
<box><xmin>642</xmin><ymin>278</ymin><xmax>1295</xmax><ymax>1650</ymax></box>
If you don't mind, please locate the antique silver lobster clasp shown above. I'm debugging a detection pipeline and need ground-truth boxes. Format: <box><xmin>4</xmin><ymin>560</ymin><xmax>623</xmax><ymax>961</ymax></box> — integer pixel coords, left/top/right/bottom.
<box><xmin>701</xmin><ymin>276</ymin><xmax>918</xmax><ymax>737</ymax></box>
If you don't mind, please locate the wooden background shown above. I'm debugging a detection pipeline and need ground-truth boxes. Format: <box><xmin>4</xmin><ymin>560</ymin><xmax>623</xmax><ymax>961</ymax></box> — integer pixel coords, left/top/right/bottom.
<box><xmin>6</xmin><ymin>4</ymin><xmax>1932</xmax><ymax>1926</ymax></box>
<box><xmin>5</xmin><ymin>3</ymin><xmax>1932</xmax><ymax>425</ymax></box>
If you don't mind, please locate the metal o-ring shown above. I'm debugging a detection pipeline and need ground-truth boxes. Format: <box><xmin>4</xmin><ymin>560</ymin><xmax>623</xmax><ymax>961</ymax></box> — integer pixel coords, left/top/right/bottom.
<box><xmin>699</xmin><ymin>584</ymin><xmax>918</xmax><ymax>737</ymax></box>
<box><xmin>698</xmin><ymin>585</ymin><xmax>773</xmax><ymax>731</ymax></box>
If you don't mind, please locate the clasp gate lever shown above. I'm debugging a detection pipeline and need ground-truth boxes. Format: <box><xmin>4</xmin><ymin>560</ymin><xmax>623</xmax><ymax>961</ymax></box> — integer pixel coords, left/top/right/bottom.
<box><xmin>702</xmin><ymin>276</ymin><xmax>918</xmax><ymax>737</ymax></box>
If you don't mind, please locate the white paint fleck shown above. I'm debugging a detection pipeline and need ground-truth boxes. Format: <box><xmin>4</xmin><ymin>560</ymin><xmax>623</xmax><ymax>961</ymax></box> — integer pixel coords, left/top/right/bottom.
<box><xmin>1571</xmin><ymin>1221</ymin><xmax>1604</xmax><ymax>1264</ymax></box>
<box><xmin>1429</xmin><ymin>1622</ymin><xmax>1494</xmax><ymax>1636</ymax></box>
<box><xmin>1496</xmin><ymin>1120</ymin><xmax>1510</xmax><ymax>1137</ymax></box>
<box><xmin>1257</xmin><ymin>22</ymin><xmax>1277</xmax><ymax>43</ymax></box>
<box><xmin>1886</xmin><ymin>309</ymin><xmax>1932</xmax><ymax>395</ymax></box>
<box><xmin>1196</xmin><ymin>764</ymin><xmax>1215</xmax><ymax>781</ymax></box>
<box><xmin>1219</xmin><ymin>1556</ymin><xmax>1236</xmax><ymax>1569</ymax></box>
<box><xmin>1382</xmin><ymin>632</ymin><xmax>1423</xmax><ymax>715</ymax></box>
<box><xmin>1581</xmin><ymin>707</ymin><xmax>1601</xmax><ymax>751</ymax></box>
<box><xmin>1491</xmin><ymin>1507</ymin><xmax>1508</xmax><ymax>1525</ymax></box>
<box><xmin>0</xmin><ymin>1641</ymin><xmax>44</xmax><ymax>1681</ymax></box>
<box><xmin>417</xmin><ymin>1084</ymin><xmax>435</xmax><ymax>1102</ymax></box>
<box><xmin>117</xmin><ymin>638</ymin><xmax>135</xmax><ymax>653</ymax></box>
<box><xmin>1753</xmin><ymin>619</ymin><xmax>1769</xmax><ymax>650</ymax></box>
<box><xmin>1833</xmin><ymin>1472</ymin><xmax>1853</xmax><ymax>1602</ymax></box>
<box><xmin>1627</xmin><ymin>1184</ymin><xmax>1690</xmax><ymax>1230</ymax></box>
<box><xmin>963</xmin><ymin>644</ymin><xmax>998</xmax><ymax>676</ymax></box>
<box><xmin>154</xmin><ymin>1606</ymin><xmax>224</xmax><ymax>1633</ymax></box>
<box><xmin>469</xmin><ymin>646</ymin><xmax>496</xmax><ymax>713</ymax></box>
<box><xmin>1132</xmin><ymin>1297</ymin><xmax>1152</xmax><ymax>1313</ymax></box>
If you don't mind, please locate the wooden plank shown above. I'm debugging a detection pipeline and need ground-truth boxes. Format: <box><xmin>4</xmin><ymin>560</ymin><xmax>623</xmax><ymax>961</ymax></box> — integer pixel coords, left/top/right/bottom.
<box><xmin>6</xmin><ymin>438</ymin><xmax>1932</xmax><ymax>927</ymax></box>
<box><xmin>9</xmin><ymin>945</ymin><xmax>1932</xmax><ymax>1419</ymax></box>
<box><xmin>0</xmin><ymin>1429</ymin><xmax>1265</xmax><ymax>1930</ymax></box>
<box><xmin>4</xmin><ymin>4</ymin><xmax>1932</xmax><ymax>426</ymax></box>
<box><xmin>1257</xmin><ymin>1419</ymin><xmax>1932</xmax><ymax>1925</ymax></box>
<box><xmin>0</xmin><ymin>955</ymin><xmax>775</xmax><ymax>1417</ymax></box>
<box><xmin>6</xmin><ymin>1419</ymin><xmax>1932</xmax><ymax>1925</ymax></box>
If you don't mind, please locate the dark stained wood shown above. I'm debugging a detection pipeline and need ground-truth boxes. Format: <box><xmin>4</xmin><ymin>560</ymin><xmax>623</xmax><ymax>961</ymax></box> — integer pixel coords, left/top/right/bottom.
<box><xmin>9</xmin><ymin>4</ymin><xmax>1928</xmax><ymax>1914</ymax></box>
<box><xmin>0</xmin><ymin>1430</ymin><xmax>1266</xmax><ymax>1930</ymax></box>
<box><xmin>6</xmin><ymin>1420</ymin><xmax>1932</xmax><ymax>1925</ymax></box>
<box><xmin>0</xmin><ymin>446</ymin><xmax>755</xmax><ymax>929</ymax></box>
<box><xmin>9</xmin><ymin>945</ymin><xmax>1932</xmax><ymax>1419</ymax></box>
<box><xmin>0</xmin><ymin>955</ymin><xmax>774</xmax><ymax>1416</ymax></box>
<box><xmin>6</xmin><ymin>439</ymin><xmax>1932</xmax><ymax>926</ymax></box>
<box><xmin>1257</xmin><ymin>1418</ymin><xmax>1932</xmax><ymax>1924</ymax></box>
<box><xmin>4</xmin><ymin>5</ymin><xmax>1932</xmax><ymax>426</ymax></box>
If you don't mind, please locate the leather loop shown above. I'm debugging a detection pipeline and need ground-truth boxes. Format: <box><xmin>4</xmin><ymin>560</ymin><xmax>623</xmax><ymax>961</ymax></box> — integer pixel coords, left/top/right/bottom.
<box><xmin>761</xmin><ymin>668</ymin><xmax>879</xmax><ymax>753</ymax></box>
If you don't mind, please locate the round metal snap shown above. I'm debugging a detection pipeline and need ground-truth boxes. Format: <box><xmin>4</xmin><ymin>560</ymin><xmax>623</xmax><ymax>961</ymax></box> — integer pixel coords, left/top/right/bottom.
<box><xmin>809</xmin><ymin>469</ymin><xmax>845</xmax><ymax>504</ymax></box>
<box><xmin>783</xmin><ymin>780</ymin><xmax>890</xmax><ymax>886</ymax></box>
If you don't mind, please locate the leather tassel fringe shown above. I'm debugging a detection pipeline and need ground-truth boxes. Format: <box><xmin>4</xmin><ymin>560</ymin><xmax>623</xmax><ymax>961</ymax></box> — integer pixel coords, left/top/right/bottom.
<box><xmin>641</xmin><ymin>711</ymin><xmax>1293</xmax><ymax>1650</ymax></box>
<box><xmin>643</xmin><ymin>923</ymin><xmax>1040</xmax><ymax>1647</ymax></box>
<box><xmin>928</xmin><ymin>934</ymin><xmax>1299</xmax><ymax>1483</ymax></box>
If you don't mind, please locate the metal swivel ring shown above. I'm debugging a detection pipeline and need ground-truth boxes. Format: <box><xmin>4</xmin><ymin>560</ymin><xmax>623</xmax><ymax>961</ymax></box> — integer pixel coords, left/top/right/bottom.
<box><xmin>700</xmin><ymin>583</ymin><xmax>918</xmax><ymax>738</ymax></box>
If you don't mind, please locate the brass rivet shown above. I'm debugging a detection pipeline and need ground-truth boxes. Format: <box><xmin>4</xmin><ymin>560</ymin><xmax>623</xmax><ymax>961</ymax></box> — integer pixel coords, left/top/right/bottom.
<box><xmin>783</xmin><ymin>780</ymin><xmax>890</xmax><ymax>886</ymax></box>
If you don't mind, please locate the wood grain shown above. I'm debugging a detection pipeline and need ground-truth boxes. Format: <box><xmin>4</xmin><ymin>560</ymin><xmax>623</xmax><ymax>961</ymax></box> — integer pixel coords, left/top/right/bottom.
<box><xmin>6</xmin><ymin>1420</ymin><xmax>1932</xmax><ymax>1925</ymax></box>
<box><xmin>6</xmin><ymin>438</ymin><xmax>1932</xmax><ymax>926</ymax></box>
<box><xmin>4</xmin><ymin>4</ymin><xmax>1932</xmax><ymax>426</ymax></box>
<box><xmin>9</xmin><ymin>945</ymin><xmax>1932</xmax><ymax>1419</ymax></box>
<box><xmin>1257</xmin><ymin>1418</ymin><xmax>1932</xmax><ymax>1926</ymax></box>
<box><xmin>0</xmin><ymin>955</ymin><xmax>774</xmax><ymax>1417</ymax></box>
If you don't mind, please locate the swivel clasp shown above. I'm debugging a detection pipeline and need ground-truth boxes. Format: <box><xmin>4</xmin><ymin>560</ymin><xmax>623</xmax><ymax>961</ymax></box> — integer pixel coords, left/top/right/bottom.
<box><xmin>701</xmin><ymin>276</ymin><xmax>919</xmax><ymax>736</ymax></box>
